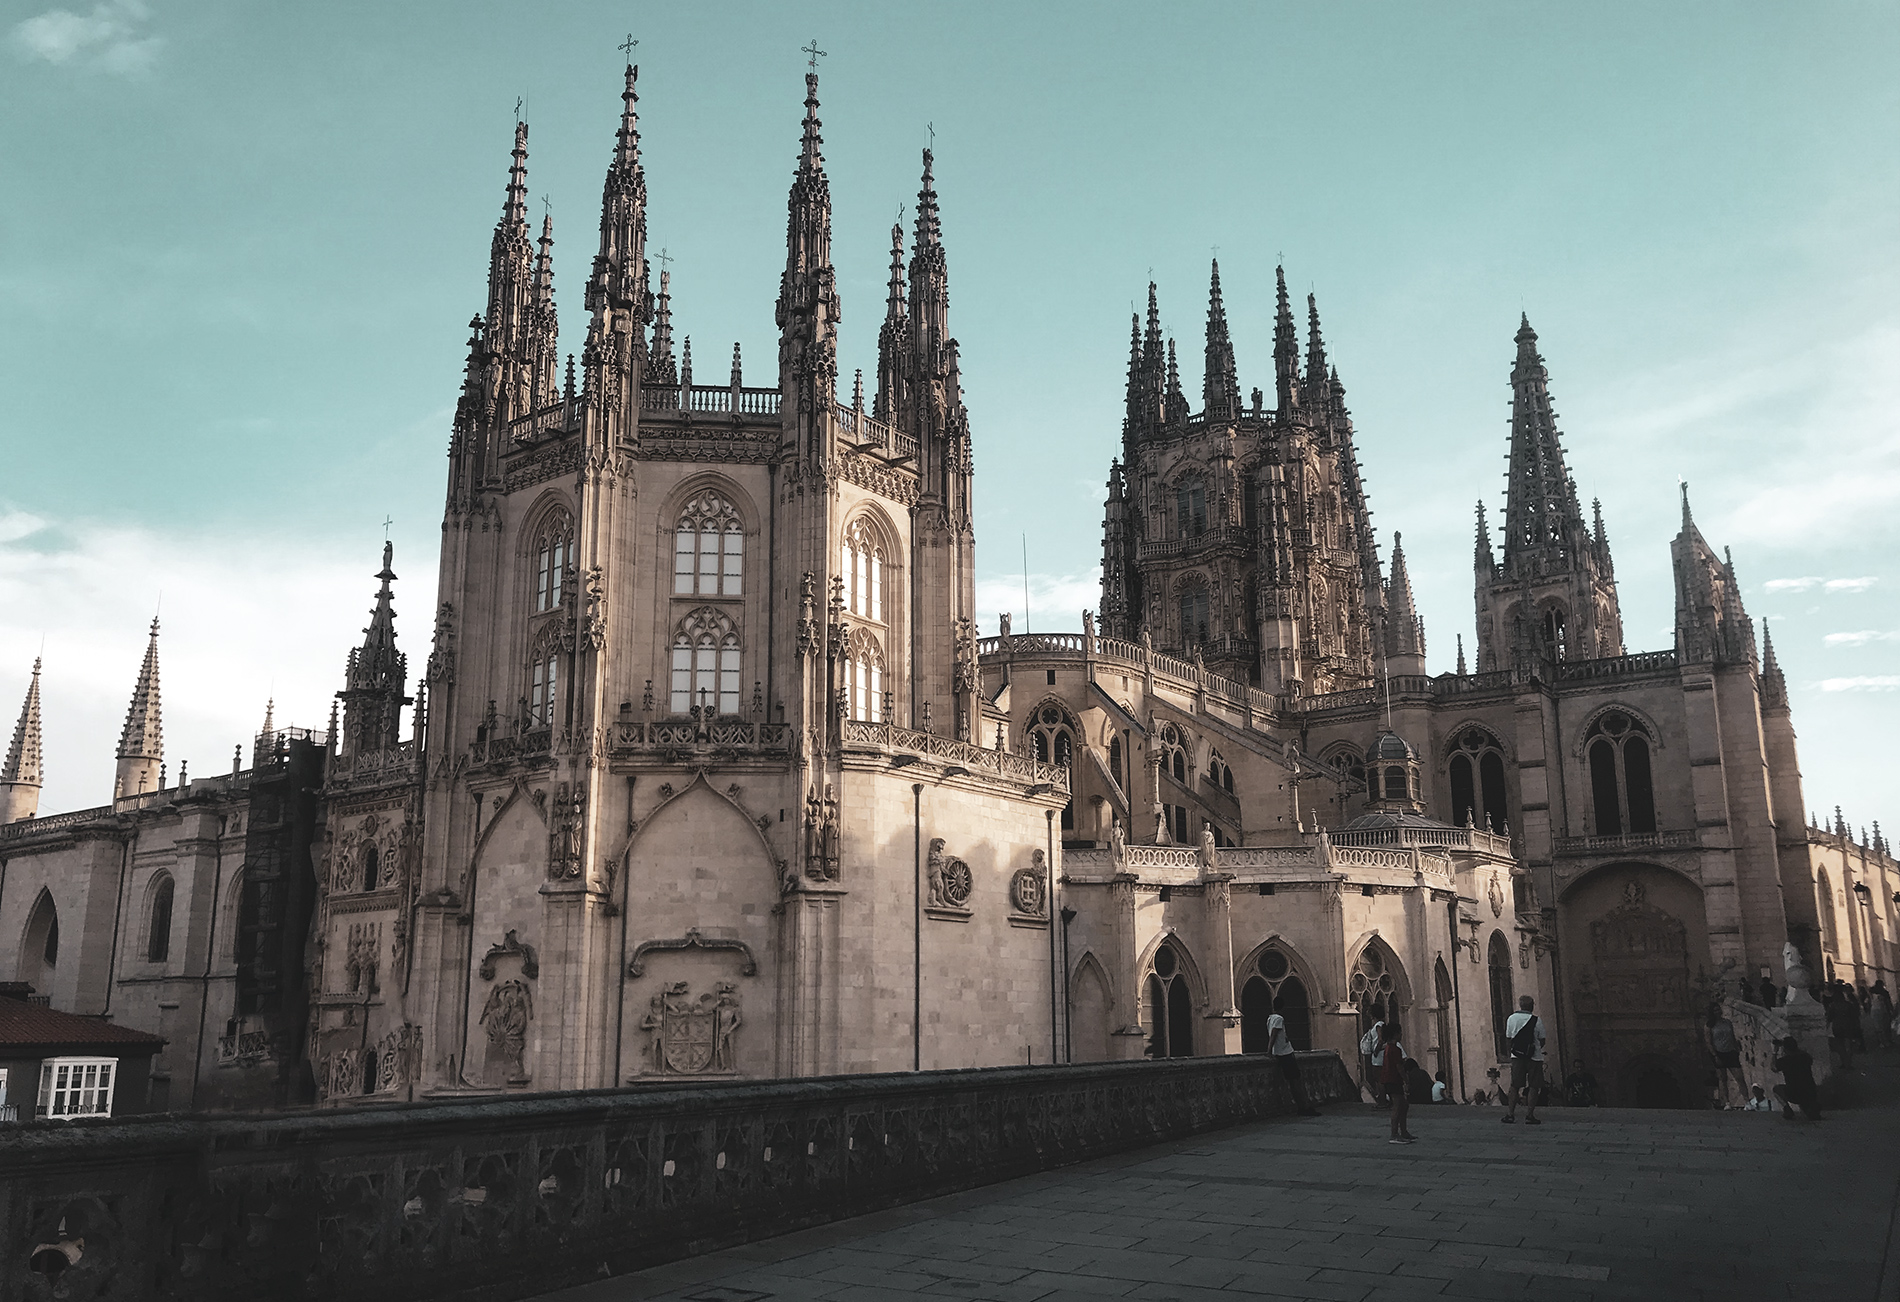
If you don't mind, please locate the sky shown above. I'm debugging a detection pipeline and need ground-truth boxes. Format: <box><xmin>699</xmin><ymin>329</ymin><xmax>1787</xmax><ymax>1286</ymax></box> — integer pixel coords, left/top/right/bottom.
<box><xmin>2</xmin><ymin>1</ymin><xmax>1896</xmax><ymax>832</ymax></box>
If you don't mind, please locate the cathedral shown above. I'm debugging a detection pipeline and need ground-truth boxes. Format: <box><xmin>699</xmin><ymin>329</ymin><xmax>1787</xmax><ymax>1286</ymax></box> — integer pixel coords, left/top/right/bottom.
<box><xmin>2</xmin><ymin>62</ymin><xmax>1895</xmax><ymax>1114</ymax></box>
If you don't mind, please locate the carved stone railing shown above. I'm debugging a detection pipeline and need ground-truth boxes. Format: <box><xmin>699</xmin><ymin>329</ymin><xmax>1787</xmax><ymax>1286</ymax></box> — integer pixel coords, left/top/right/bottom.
<box><xmin>1554</xmin><ymin>829</ymin><xmax>1699</xmax><ymax>856</ymax></box>
<box><xmin>0</xmin><ymin>1053</ymin><xmax>1353</xmax><ymax>1302</ymax></box>
<box><xmin>610</xmin><ymin>720</ymin><xmax>794</xmax><ymax>755</ymax></box>
<box><xmin>1066</xmin><ymin>836</ymin><xmax>1459</xmax><ymax>879</ymax></box>
<box><xmin>1431</xmin><ymin>669</ymin><xmax>1517</xmax><ymax>695</ymax></box>
<box><xmin>327</xmin><ymin>741</ymin><xmax>419</xmax><ymax>789</ymax></box>
<box><xmin>506</xmin><ymin>400</ymin><xmax>576</xmax><ymax>443</ymax></box>
<box><xmin>1555</xmin><ymin>649</ymin><xmax>1680</xmax><ymax>682</ymax></box>
<box><xmin>977</xmin><ymin>633</ymin><xmax>1283</xmax><ymax>721</ymax></box>
<box><xmin>1328</xmin><ymin>824</ymin><xmax>1515</xmax><ymax>857</ymax></box>
<box><xmin>466</xmin><ymin>728</ymin><xmax>553</xmax><ymax>766</ymax></box>
<box><xmin>0</xmin><ymin>804</ymin><xmax>115</xmax><ymax>841</ymax></box>
<box><xmin>639</xmin><ymin>384</ymin><xmax>783</xmax><ymax>416</ymax></box>
<box><xmin>1135</xmin><ymin>524</ymin><xmax>1259</xmax><ymax>563</ymax></box>
<box><xmin>840</xmin><ymin>720</ymin><xmax>1068</xmax><ymax>792</ymax></box>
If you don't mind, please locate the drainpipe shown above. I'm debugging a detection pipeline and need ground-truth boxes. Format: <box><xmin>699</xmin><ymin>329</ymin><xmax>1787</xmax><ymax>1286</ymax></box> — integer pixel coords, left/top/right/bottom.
<box><xmin>1447</xmin><ymin>896</ymin><xmax>1468</xmax><ymax>1100</ymax></box>
<box><xmin>912</xmin><ymin>783</ymin><xmax>923</xmax><ymax>1071</ymax></box>
<box><xmin>1046</xmin><ymin>807</ymin><xmax>1058</xmax><ymax>1065</ymax></box>
<box><xmin>612</xmin><ymin>775</ymin><xmax>635</xmax><ymax>1086</ymax></box>
<box><xmin>102</xmin><ymin>825</ymin><xmax>138</xmax><ymax>1017</ymax></box>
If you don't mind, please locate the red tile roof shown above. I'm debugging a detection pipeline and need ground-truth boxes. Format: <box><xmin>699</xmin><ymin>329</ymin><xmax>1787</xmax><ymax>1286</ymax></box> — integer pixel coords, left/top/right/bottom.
<box><xmin>0</xmin><ymin>999</ymin><xmax>165</xmax><ymax>1052</ymax></box>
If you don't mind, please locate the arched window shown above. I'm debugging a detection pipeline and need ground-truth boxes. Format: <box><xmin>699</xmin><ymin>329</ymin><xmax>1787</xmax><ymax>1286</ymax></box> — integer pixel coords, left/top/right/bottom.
<box><xmin>20</xmin><ymin>890</ymin><xmax>58</xmax><ymax>990</ymax></box>
<box><xmin>1447</xmin><ymin>729</ymin><xmax>1508</xmax><ymax>832</ymax></box>
<box><xmin>147</xmin><ymin>877</ymin><xmax>174</xmax><ymax>964</ymax></box>
<box><xmin>670</xmin><ymin>607</ymin><xmax>741</xmax><ymax>715</ymax></box>
<box><xmin>1383</xmin><ymin>766</ymin><xmax>1407</xmax><ymax>800</ymax></box>
<box><xmin>1543</xmin><ymin>606</ymin><xmax>1568</xmax><ymax>660</ymax></box>
<box><xmin>1144</xmin><ymin>941</ymin><xmax>1195</xmax><ymax>1058</ymax></box>
<box><xmin>532</xmin><ymin>511</ymin><xmax>574</xmax><ymax>613</ymax></box>
<box><xmin>1487</xmin><ymin>931</ymin><xmax>1514</xmax><ymax>1059</ymax></box>
<box><xmin>840</xmin><ymin>517</ymin><xmax>886</xmax><ymax>621</ymax></box>
<box><xmin>362</xmin><ymin>845</ymin><xmax>380</xmax><ymax>893</ymax></box>
<box><xmin>362</xmin><ymin>1050</ymin><xmax>379</xmax><ymax>1096</ymax></box>
<box><xmin>1177</xmin><ymin>578</ymin><xmax>1210</xmax><ymax>648</ymax></box>
<box><xmin>1240</xmin><ymin>945</ymin><xmax>1311</xmax><ymax>1053</ymax></box>
<box><xmin>673</xmin><ymin>494</ymin><xmax>743</xmax><ymax>597</ymax></box>
<box><xmin>1586</xmin><ymin>710</ymin><xmax>1656</xmax><ymax>836</ymax></box>
<box><xmin>527</xmin><ymin>630</ymin><xmax>560</xmax><ymax>728</ymax></box>
<box><xmin>1818</xmin><ymin>871</ymin><xmax>1839</xmax><ymax>957</ymax></box>
<box><xmin>1348</xmin><ymin>943</ymin><xmax>1403</xmax><ymax>1037</ymax></box>
<box><xmin>847</xmin><ymin>633</ymin><xmax>886</xmax><ymax>723</ymax></box>
<box><xmin>1109</xmin><ymin>736</ymin><xmax>1124</xmax><ymax>791</ymax></box>
<box><xmin>1175</xmin><ymin>479</ymin><xmax>1208</xmax><ymax>539</ymax></box>
<box><xmin>1027</xmin><ymin>706</ymin><xmax>1077</xmax><ymax>830</ymax></box>
<box><xmin>1208</xmin><ymin>754</ymin><xmax>1234</xmax><ymax>794</ymax></box>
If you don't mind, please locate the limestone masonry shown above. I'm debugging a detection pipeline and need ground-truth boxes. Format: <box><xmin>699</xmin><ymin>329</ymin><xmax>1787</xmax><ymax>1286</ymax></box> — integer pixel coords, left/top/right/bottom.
<box><xmin>2</xmin><ymin>64</ymin><xmax>1893</xmax><ymax>1113</ymax></box>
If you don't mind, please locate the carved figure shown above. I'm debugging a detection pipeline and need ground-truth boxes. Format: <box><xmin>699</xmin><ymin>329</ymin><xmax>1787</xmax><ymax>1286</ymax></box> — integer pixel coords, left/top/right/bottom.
<box><xmin>479</xmin><ymin>979</ymin><xmax>533</xmax><ymax>1084</ymax></box>
<box><xmin>548</xmin><ymin>784</ymin><xmax>585</xmax><ymax>880</ymax></box>
<box><xmin>1011</xmin><ymin>854</ymin><xmax>1047</xmax><ymax>917</ymax></box>
<box><xmin>1487</xmin><ymin>871</ymin><xmax>1505</xmax><ymax>918</ymax></box>
<box><xmin>640</xmin><ymin>980</ymin><xmax>743</xmax><ymax>1075</ymax></box>
<box><xmin>818</xmin><ymin>784</ymin><xmax>841</xmax><ymax>880</ymax></box>
<box><xmin>998</xmin><ymin>612</ymin><xmax>1012</xmax><ymax>639</ymax></box>
<box><xmin>712</xmin><ymin>982</ymin><xmax>742</xmax><ymax>1071</ymax></box>
<box><xmin>1109</xmin><ymin>817</ymin><xmax>1128</xmax><ymax>873</ymax></box>
<box><xmin>1783</xmin><ymin>940</ymin><xmax>1813</xmax><ymax>1004</ymax></box>
<box><xmin>479</xmin><ymin>929</ymin><xmax>540</xmax><ymax>981</ymax></box>
<box><xmin>583</xmin><ymin>567</ymin><xmax>608</xmax><ymax>651</ymax></box>
<box><xmin>1200</xmin><ymin>821</ymin><xmax>1219</xmax><ymax>871</ymax></box>
<box><xmin>926</xmin><ymin>838</ymin><xmax>973</xmax><ymax>909</ymax></box>
<box><xmin>1081</xmin><ymin>610</ymin><xmax>1095</xmax><ymax>643</ymax></box>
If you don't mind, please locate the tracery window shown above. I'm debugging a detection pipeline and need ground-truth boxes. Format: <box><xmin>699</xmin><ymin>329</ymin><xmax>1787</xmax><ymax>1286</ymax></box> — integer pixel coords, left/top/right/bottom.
<box><xmin>1144</xmin><ymin>941</ymin><xmax>1195</xmax><ymax>1058</ymax></box>
<box><xmin>1543</xmin><ymin>606</ymin><xmax>1568</xmax><ymax>660</ymax></box>
<box><xmin>533</xmin><ymin>512</ymin><xmax>573</xmax><ymax>613</ymax></box>
<box><xmin>1448</xmin><ymin>728</ymin><xmax>1509</xmax><ymax>833</ymax></box>
<box><xmin>1586</xmin><ymin>710</ymin><xmax>1656</xmax><ymax>836</ymax></box>
<box><xmin>673</xmin><ymin>493</ymin><xmax>743</xmax><ymax>598</ymax></box>
<box><xmin>1028</xmin><ymin>706</ymin><xmax>1076</xmax><ymax>830</ymax></box>
<box><xmin>527</xmin><ymin>630</ymin><xmax>560</xmax><ymax>728</ymax></box>
<box><xmin>146</xmin><ymin>876</ymin><xmax>174</xmax><ymax>964</ymax></box>
<box><xmin>1207</xmin><ymin>754</ymin><xmax>1234</xmax><ymax>794</ymax></box>
<box><xmin>1348</xmin><ymin>942</ymin><xmax>1403</xmax><ymax>1036</ymax></box>
<box><xmin>669</xmin><ymin>607</ymin><xmax>741</xmax><ymax>715</ymax></box>
<box><xmin>1177</xmin><ymin>580</ymin><xmax>1210</xmax><ymax>647</ymax></box>
<box><xmin>847</xmin><ymin>633</ymin><xmax>885</xmax><ymax>723</ymax></box>
<box><xmin>840</xmin><ymin>517</ymin><xmax>885</xmax><ymax>621</ymax></box>
<box><xmin>1176</xmin><ymin>481</ymin><xmax>1208</xmax><ymax>539</ymax></box>
<box><xmin>1240</xmin><ymin>945</ymin><xmax>1311</xmax><ymax>1053</ymax></box>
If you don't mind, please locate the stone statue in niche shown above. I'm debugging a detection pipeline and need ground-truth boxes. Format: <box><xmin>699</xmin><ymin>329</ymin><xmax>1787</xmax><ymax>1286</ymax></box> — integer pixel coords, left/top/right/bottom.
<box><xmin>478</xmin><ymin>929</ymin><xmax>539</xmax><ymax>981</ymax></box>
<box><xmin>479</xmin><ymin>978</ymin><xmax>533</xmax><ymax>1085</ymax></box>
<box><xmin>803</xmin><ymin>785</ymin><xmax>841</xmax><ymax>881</ymax></box>
<box><xmin>640</xmin><ymin>980</ymin><xmax>742</xmax><ymax>1075</ymax></box>
<box><xmin>926</xmin><ymin>838</ymin><xmax>973</xmax><ymax>911</ymax></box>
<box><xmin>548</xmin><ymin>783</ymin><xmax>586</xmax><ymax>880</ymax></box>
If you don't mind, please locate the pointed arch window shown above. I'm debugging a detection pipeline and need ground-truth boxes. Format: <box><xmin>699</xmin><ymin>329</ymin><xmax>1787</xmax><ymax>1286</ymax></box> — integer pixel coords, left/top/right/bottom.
<box><xmin>841</xmin><ymin>517</ymin><xmax>886</xmax><ymax>622</ymax></box>
<box><xmin>527</xmin><ymin>629</ymin><xmax>561</xmax><ymax>729</ymax></box>
<box><xmin>847</xmin><ymin>632</ymin><xmax>886</xmax><ymax>723</ymax></box>
<box><xmin>1586</xmin><ymin>710</ymin><xmax>1656</xmax><ymax>836</ymax></box>
<box><xmin>1028</xmin><ymin>705</ymin><xmax>1076</xmax><ymax>830</ymax></box>
<box><xmin>21</xmin><ymin>891</ymin><xmax>58</xmax><ymax>990</ymax></box>
<box><xmin>674</xmin><ymin>494</ymin><xmax>743</xmax><ymax>597</ymax></box>
<box><xmin>1448</xmin><ymin>729</ymin><xmax>1509</xmax><ymax>832</ymax></box>
<box><xmin>1348</xmin><ymin>943</ymin><xmax>1403</xmax><ymax>1036</ymax></box>
<box><xmin>1144</xmin><ymin>941</ymin><xmax>1195</xmax><ymax>1058</ymax></box>
<box><xmin>146</xmin><ymin>876</ymin><xmax>174</xmax><ymax>964</ymax></box>
<box><xmin>670</xmin><ymin>607</ymin><xmax>741</xmax><ymax>715</ymax></box>
<box><xmin>1240</xmin><ymin>945</ymin><xmax>1311</xmax><ymax>1053</ymax></box>
<box><xmin>1176</xmin><ymin>480</ymin><xmax>1208</xmax><ymax>539</ymax></box>
<box><xmin>533</xmin><ymin>511</ymin><xmax>574</xmax><ymax>613</ymax></box>
<box><xmin>1177</xmin><ymin>578</ymin><xmax>1210</xmax><ymax>648</ymax></box>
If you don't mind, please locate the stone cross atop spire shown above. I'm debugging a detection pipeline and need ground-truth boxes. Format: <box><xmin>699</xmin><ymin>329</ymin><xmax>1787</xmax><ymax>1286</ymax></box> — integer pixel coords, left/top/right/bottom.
<box><xmin>2</xmin><ymin>657</ymin><xmax>43</xmax><ymax>823</ymax></box>
<box><xmin>116</xmin><ymin>619</ymin><xmax>163</xmax><ymax>800</ymax></box>
<box><xmin>648</xmin><ymin>268</ymin><xmax>677</xmax><ymax>386</ymax></box>
<box><xmin>339</xmin><ymin>542</ymin><xmax>410</xmax><ymax>755</ymax></box>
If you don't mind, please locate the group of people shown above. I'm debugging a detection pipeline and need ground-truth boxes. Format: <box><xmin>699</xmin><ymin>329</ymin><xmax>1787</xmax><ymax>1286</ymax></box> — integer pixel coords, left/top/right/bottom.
<box><xmin>1361</xmin><ymin>995</ymin><xmax>1551</xmax><ymax>1142</ymax></box>
<box><xmin>1822</xmin><ymin>978</ymin><xmax>1894</xmax><ymax>1068</ymax></box>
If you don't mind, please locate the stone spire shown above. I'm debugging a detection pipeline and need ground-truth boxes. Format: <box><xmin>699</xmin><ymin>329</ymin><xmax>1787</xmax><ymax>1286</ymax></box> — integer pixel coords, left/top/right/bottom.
<box><xmin>908</xmin><ymin>148</ymin><xmax>946</xmax><ymax>361</ymax></box>
<box><xmin>1672</xmin><ymin>484</ymin><xmax>1754</xmax><ymax>666</ymax></box>
<box><xmin>1456</xmin><ymin>634</ymin><xmax>1468</xmax><ymax>677</ymax></box>
<box><xmin>1760</xmin><ymin>621</ymin><xmax>1787</xmax><ymax>709</ymax></box>
<box><xmin>528</xmin><ymin>212</ymin><xmax>560</xmax><ymax>410</ymax></box>
<box><xmin>485</xmin><ymin>121</ymin><xmax>535</xmax><ymax>361</ymax></box>
<box><xmin>116</xmin><ymin>619</ymin><xmax>163</xmax><ymax>800</ymax></box>
<box><xmin>776</xmin><ymin>70</ymin><xmax>840</xmax><ymax>462</ymax></box>
<box><xmin>2</xmin><ymin>658</ymin><xmax>43</xmax><ymax>824</ymax></box>
<box><xmin>875</xmin><ymin>221</ymin><xmax>908</xmax><ymax>421</ymax></box>
<box><xmin>1384</xmin><ymin>532</ymin><xmax>1426</xmax><ymax>675</ymax></box>
<box><xmin>1165</xmin><ymin>338</ymin><xmax>1186</xmax><ymax>426</ymax></box>
<box><xmin>1502</xmin><ymin>315</ymin><xmax>1589</xmax><ymax>570</ymax></box>
<box><xmin>1273</xmin><ymin>265</ymin><xmax>1300</xmax><ymax>416</ymax></box>
<box><xmin>1304</xmin><ymin>292</ymin><xmax>1330</xmax><ymax>416</ymax></box>
<box><xmin>647</xmin><ymin>268</ymin><xmax>678</xmax><ymax>387</ymax></box>
<box><xmin>1475</xmin><ymin>499</ymin><xmax>1496</xmax><ymax>575</ymax></box>
<box><xmin>581</xmin><ymin>63</ymin><xmax>652</xmax><ymax>436</ymax></box>
<box><xmin>1202</xmin><ymin>259</ymin><xmax>1239</xmax><ymax>423</ymax></box>
<box><xmin>338</xmin><ymin>542</ymin><xmax>410</xmax><ymax>755</ymax></box>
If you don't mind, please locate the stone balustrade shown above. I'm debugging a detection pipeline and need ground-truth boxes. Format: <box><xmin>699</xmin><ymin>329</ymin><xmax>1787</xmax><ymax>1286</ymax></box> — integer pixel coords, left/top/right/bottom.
<box><xmin>0</xmin><ymin>1053</ymin><xmax>1353</xmax><ymax>1302</ymax></box>
<box><xmin>840</xmin><ymin>719</ymin><xmax>1068</xmax><ymax>791</ymax></box>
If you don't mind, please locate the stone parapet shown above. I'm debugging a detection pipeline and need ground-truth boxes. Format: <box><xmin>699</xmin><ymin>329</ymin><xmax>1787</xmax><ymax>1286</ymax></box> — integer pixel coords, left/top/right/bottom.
<box><xmin>0</xmin><ymin>1052</ymin><xmax>1352</xmax><ymax>1302</ymax></box>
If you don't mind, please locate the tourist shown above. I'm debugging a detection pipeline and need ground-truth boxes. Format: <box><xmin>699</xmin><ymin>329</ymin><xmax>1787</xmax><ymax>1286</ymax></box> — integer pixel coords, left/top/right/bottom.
<box><xmin>1771</xmin><ymin>1036</ymin><xmax>1822</xmax><ymax>1121</ymax></box>
<box><xmin>1743</xmin><ymin>1084</ymin><xmax>1776</xmax><ymax>1112</ymax></box>
<box><xmin>1825</xmin><ymin>986</ymin><xmax>1859</xmax><ymax>1070</ymax></box>
<box><xmin>1381</xmin><ymin>1021</ymin><xmax>1415</xmax><ymax>1143</ymax></box>
<box><xmin>1432</xmin><ymin>1071</ymin><xmax>1451</xmax><ymax>1103</ymax></box>
<box><xmin>1873</xmin><ymin>982</ymin><xmax>1895</xmax><ymax>1050</ymax></box>
<box><xmin>1758</xmin><ymin>973</ymin><xmax>1778</xmax><ymax>1008</ymax></box>
<box><xmin>1359</xmin><ymin>1015</ymin><xmax>1388</xmax><ymax>1106</ymax></box>
<box><xmin>1266</xmin><ymin>1003</ymin><xmax>1320</xmax><ymax>1116</ymax></box>
<box><xmin>1404</xmin><ymin>1057</ymin><xmax>1434</xmax><ymax>1105</ymax></box>
<box><xmin>1706</xmin><ymin>1005</ymin><xmax>1747</xmax><ymax>1107</ymax></box>
<box><xmin>1470</xmin><ymin>1089</ymin><xmax>1490</xmax><ymax>1106</ymax></box>
<box><xmin>1563</xmin><ymin>1059</ymin><xmax>1598</xmax><ymax>1107</ymax></box>
<box><xmin>1501</xmin><ymin>995</ymin><xmax>1545</xmax><ymax>1125</ymax></box>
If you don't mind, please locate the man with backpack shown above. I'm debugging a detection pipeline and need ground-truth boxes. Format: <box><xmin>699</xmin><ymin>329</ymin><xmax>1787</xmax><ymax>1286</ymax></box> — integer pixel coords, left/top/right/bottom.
<box><xmin>1502</xmin><ymin>995</ymin><xmax>1546</xmax><ymax>1125</ymax></box>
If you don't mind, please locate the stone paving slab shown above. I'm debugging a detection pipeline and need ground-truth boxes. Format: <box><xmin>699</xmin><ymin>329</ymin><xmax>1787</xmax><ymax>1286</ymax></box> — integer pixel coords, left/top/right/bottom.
<box><xmin>541</xmin><ymin>1055</ymin><xmax>1900</xmax><ymax>1302</ymax></box>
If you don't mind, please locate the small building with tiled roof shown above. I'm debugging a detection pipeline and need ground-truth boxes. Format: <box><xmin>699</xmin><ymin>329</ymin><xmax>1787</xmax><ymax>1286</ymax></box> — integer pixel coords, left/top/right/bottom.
<box><xmin>0</xmin><ymin>983</ymin><xmax>164</xmax><ymax>1121</ymax></box>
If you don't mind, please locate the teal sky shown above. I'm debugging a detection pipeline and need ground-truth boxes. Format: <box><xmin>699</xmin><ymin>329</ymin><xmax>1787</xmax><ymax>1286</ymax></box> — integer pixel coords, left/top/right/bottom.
<box><xmin>3</xmin><ymin>2</ymin><xmax>1897</xmax><ymax>835</ymax></box>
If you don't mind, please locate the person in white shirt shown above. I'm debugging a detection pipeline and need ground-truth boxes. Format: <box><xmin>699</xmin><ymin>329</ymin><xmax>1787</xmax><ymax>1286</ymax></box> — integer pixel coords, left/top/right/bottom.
<box><xmin>1743</xmin><ymin>1084</ymin><xmax>1777</xmax><ymax>1112</ymax></box>
<box><xmin>1502</xmin><ymin>995</ymin><xmax>1547</xmax><ymax>1125</ymax></box>
<box><xmin>1267</xmin><ymin>1007</ymin><xmax>1321</xmax><ymax>1115</ymax></box>
<box><xmin>1431</xmin><ymin>1071</ymin><xmax>1450</xmax><ymax>1103</ymax></box>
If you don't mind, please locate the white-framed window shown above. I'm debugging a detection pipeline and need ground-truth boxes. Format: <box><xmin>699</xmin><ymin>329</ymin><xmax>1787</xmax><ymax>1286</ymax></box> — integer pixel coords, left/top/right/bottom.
<box><xmin>841</xmin><ymin>517</ymin><xmax>885</xmax><ymax>621</ymax></box>
<box><xmin>673</xmin><ymin>494</ymin><xmax>743</xmax><ymax>597</ymax></box>
<box><xmin>533</xmin><ymin>512</ymin><xmax>574</xmax><ymax>613</ymax></box>
<box><xmin>38</xmin><ymin>1057</ymin><xmax>116</xmax><ymax>1120</ymax></box>
<box><xmin>669</xmin><ymin>607</ymin><xmax>741</xmax><ymax>715</ymax></box>
<box><xmin>847</xmin><ymin>632</ymin><xmax>885</xmax><ymax>723</ymax></box>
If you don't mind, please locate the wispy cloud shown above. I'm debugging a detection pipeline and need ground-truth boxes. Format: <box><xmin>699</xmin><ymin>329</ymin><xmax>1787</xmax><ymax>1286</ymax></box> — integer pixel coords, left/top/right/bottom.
<box><xmin>1817</xmin><ymin>676</ymin><xmax>1900</xmax><ymax>692</ymax></box>
<box><xmin>10</xmin><ymin>0</ymin><xmax>161</xmax><ymax>74</ymax></box>
<box><xmin>975</xmin><ymin>568</ymin><xmax>1102</xmax><ymax>637</ymax></box>
<box><xmin>1764</xmin><ymin>576</ymin><xmax>1879</xmax><ymax>593</ymax></box>
<box><xmin>1823</xmin><ymin>630</ymin><xmax>1900</xmax><ymax>647</ymax></box>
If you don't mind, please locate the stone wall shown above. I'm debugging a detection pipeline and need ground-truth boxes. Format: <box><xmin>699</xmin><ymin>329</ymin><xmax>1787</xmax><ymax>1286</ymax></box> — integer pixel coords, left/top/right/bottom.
<box><xmin>2</xmin><ymin>1051</ymin><xmax>1353</xmax><ymax>1302</ymax></box>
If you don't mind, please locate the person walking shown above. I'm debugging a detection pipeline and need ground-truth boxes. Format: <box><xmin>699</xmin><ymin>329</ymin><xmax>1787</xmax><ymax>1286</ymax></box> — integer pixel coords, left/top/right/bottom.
<box><xmin>1501</xmin><ymin>995</ymin><xmax>1546</xmax><ymax>1125</ymax></box>
<box><xmin>1381</xmin><ymin>1020</ymin><xmax>1415</xmax><ymax>1143</ymax></box>
<box><xmin>1771</xmin><ymin>1036</ymin><xmax>1822</xmax><ymax>1121</ymax></box>
<box><xmin>1266</xmin><ymin>1003</ymin><xmax>1320</xmax><ymax>1116</ymax></box>
<box><xmin>1706</xmin><ymin>1005</ymin><xmax>1747</xmax><ymax>1107</ymax></box>
<box><xmin>1359</xmin><ymin>1015</ymin><xmax>1387</xmax><ymax>1106</ymax></box>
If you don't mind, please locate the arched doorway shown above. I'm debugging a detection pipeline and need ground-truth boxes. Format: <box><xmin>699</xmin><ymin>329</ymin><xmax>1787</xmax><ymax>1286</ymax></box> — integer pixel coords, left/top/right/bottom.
<box><xmin>1144</xmin><ymin>941</ymin><xmax>1195</xmax><ymax>1058</ymax></box>
<box><xmin>1240</xmin><ymin>944</ymin><xmax>1312</xmax><ymax>1053</ymax></box>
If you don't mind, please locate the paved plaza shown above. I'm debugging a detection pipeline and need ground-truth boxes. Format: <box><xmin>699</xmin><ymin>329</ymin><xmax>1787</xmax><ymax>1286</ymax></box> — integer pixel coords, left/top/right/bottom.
<box><xmin>545</xmin><ymin>1055</ymin><xmax>1900</xmax><ymax>1302</ymax></box>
